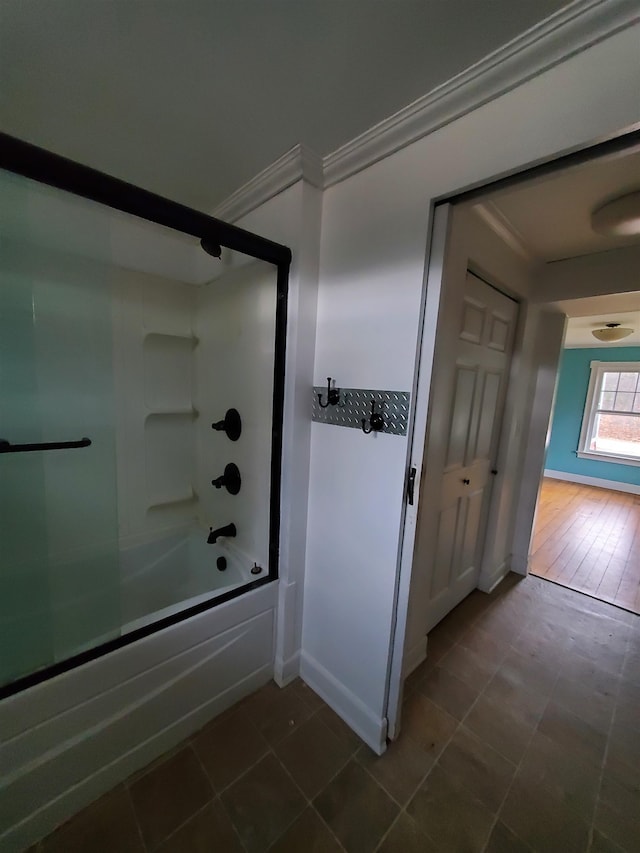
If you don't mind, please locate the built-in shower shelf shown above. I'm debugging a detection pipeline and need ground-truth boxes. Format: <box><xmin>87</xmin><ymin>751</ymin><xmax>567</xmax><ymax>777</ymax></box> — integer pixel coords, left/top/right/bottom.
<box><xmin>144</xmin><ymin>331</ymin><xmax>199</xmax><ymax>346</ymax></box>
<box><xmin>145</xmin><ymin>408</ymin><xmax>199</xmax><ymax>420</ymax></box>
<box><xmin>147</xmin><ymin>488</ymin><xmax>197</xmax><ymax>510</ymax></box>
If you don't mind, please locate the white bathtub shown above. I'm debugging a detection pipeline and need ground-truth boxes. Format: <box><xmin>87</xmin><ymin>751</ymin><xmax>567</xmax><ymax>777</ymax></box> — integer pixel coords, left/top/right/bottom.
<box><xmin>119</xmin><ymin>526</ymin><xmax>266</xmax><ymax>633</ymax></box>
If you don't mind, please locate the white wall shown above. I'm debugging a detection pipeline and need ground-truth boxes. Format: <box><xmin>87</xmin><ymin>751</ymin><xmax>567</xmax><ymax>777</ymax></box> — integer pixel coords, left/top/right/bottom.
<box><xmin>535</xmin><ymin>244</ymin><xmax>640</xmax><ymax>305</ymax></box>
<box><xmin>227</xmin><ymin>179</ymin><xmax>323</xmax><ymax>685</ymax></box>
<box><xmin>195</xmin><ymin>260</ymin><xmax>277</xmax><ymax>571</ymax></box>
<box><xmin>112</xmin><ymin>268</ymin><xmax>198</xmax><ymax>548</ymax></box>
<box><xmin>300</xmin><ymin>24</ymin><xmax>640</xmax><ymax>753</ymax></box>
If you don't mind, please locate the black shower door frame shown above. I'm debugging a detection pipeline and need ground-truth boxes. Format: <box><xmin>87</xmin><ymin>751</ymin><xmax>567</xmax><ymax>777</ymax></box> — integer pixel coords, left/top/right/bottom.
<box><xmin>0</xmin><ymin>132</ymin><xmax>291</xmax><ymax>699</ymax></box>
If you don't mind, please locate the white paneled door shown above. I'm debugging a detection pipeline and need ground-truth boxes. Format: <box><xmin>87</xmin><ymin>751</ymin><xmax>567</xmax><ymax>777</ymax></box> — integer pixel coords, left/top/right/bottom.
<box><xmin>424</xmin><ymin>271</ymin><xmax>518</xmax><ymax>630</ymax></box>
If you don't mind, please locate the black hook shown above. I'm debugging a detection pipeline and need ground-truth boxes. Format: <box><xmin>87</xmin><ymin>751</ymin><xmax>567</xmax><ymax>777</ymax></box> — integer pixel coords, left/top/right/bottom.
<box><xmin>318</xmin><ymin>377</ymin><xmax>341</xmax><ymax>408</ymax></box>
<box><xmin>362</xmin><ymin>400</ymin><xmax>384</xmax><ymax>434</ymax></box>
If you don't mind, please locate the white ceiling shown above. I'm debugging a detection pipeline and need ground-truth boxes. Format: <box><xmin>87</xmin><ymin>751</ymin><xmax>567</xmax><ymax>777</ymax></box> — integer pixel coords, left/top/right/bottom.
<box><xmin>480</xmin><ymin>148</ymin><xmax>640</xmax><ymax>262</ymax></box>
<box><xmin>0</xmin><ymin>0</ymin><xmax>571</xmax><ymax>211</ymax></box>
<box><xmin>565</xmin><ymin>310</ymin><xmax>640</xmax><ymax>349</ymax></box>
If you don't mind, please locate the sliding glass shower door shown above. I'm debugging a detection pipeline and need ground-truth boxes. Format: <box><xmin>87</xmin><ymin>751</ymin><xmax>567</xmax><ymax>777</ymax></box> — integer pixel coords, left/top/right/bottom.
<box><xmin>0</xmin><ymin>170</ymin><xmax>120</xmax><ymax>688</ymax></box>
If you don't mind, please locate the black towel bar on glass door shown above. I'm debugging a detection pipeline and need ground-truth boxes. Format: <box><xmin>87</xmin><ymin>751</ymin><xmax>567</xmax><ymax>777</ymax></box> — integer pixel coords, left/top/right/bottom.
<box><xmin>0</xmin><ymin>437</ymin><xmax>92</xmax><ymax>454</ymax></box>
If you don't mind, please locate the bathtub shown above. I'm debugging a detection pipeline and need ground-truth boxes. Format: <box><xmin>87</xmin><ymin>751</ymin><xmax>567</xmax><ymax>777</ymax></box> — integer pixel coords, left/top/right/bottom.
<box><xmin>120</xmin><ymin>526</ymin><xmax>266</xmax><ymax>633</ymax></box>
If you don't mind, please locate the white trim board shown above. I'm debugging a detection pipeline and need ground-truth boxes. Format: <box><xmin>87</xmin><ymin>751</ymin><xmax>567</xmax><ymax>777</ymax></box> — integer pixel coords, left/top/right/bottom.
<box><xmin>210</xmin><ymin>0</ymin><xmax>639</xmax><ymax>223</ymax></box>
<box><xmin>213</xmin><ymin>144</ymin><xmax>323</xmax><ymax>224</ymax></box>
<box><xmin>543</xmin><ymin>469</ymin><xmax>640</xmax><ymax>495</ymax></box>
<box><xmin>299</xmin><ymin>651</ymin><xmax>388</xmax><ymax>755</ymax></box>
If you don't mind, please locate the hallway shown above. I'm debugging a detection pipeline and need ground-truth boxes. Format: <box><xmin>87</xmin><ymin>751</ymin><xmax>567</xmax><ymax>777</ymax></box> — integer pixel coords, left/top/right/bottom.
<box><xmin>35</xmin><ymin>572</ymin><xmax>640</xmax><ymax>853</ymax></box>
<box><xmin>530</xmin><ymin>478</ymin><xmax>640</xmax><ymax>615</ymax></box>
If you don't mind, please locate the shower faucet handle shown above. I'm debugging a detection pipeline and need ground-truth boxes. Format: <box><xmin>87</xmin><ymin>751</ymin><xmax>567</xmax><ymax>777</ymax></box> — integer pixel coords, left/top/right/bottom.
<box><xmin>211</xmin><ymin>408</ymin><xmax>242</xmax><ymax>441</ymax></box>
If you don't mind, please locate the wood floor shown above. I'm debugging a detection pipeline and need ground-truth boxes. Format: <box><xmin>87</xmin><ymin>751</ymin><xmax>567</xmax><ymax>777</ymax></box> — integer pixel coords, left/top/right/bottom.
<box><xmin>530</xmin><ymin>477</ymin><xmax>640</xmax><ymax>614</ymax></box>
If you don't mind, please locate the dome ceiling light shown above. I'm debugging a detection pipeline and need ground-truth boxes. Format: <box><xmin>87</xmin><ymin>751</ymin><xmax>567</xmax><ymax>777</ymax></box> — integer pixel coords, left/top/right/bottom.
<box><xmin>591</xmin><ymin>322</ymin><xmax>634</xmax><ymax>342</ymax></box>
<box><xmin>591</xmin><ymin>190</ymin><xmax>640</xmax><ymax>237</ymax></box>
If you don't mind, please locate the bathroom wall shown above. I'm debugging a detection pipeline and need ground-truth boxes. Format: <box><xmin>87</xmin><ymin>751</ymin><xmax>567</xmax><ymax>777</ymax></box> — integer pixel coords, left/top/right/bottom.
<box><xmin>194</xmin><ymin>258</ymin><xmax>277</xmax><ymax>573</ymax></box>
<box><xmin>302</xmin><ymin>25</ymin><xmax>640</xmax><ymax>752</ymax></box>
<box><xmin>112</xmin><ymin>268</ymin><xmax>199</xmax><ymax>548</ymax></box>
<box><xmin>546</xmin><ymin>346</ymin><xmax>640</xmax><ymax>488</ymax></box>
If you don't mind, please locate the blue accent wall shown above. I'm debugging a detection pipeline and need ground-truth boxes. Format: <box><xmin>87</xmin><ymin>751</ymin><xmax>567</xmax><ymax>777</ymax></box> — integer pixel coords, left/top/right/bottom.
<box><xmin>546</xmin><ymin>346</ymin><xmax>640</xmax><ymax>486</ymax></box>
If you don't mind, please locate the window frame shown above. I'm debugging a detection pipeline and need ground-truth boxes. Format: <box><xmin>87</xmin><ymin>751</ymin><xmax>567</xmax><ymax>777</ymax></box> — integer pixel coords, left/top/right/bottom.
<box><xmin>577</xmin><ymin>360</ymin><xmax>640</xmax><ymax>468</ymax></box>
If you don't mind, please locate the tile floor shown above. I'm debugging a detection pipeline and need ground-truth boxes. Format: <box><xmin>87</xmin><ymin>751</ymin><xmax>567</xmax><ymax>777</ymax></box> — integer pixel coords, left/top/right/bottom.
<box><xmin>33</xmin><ymin>573</ymin><xmax>640</xmax><ymax>853</ymax></box>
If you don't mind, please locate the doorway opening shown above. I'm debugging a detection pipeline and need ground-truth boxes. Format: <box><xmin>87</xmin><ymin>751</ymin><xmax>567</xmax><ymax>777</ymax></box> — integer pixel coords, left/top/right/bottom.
<box><xmin>395</xmin><ymin>133</ymin><xmax>640</xmax><ymax>732</ymax></box>
<box><xmin>529</xmin><ymin>304</ymin><xmax>640</xmax><ymax>615</ymax></box>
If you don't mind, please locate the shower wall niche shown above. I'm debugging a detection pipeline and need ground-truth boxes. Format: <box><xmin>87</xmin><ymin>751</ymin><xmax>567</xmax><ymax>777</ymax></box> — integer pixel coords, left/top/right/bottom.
<box><xmin>0</xmin><ymin>150</ymin><xmax>287</xmax><ymax>695</ymax></box>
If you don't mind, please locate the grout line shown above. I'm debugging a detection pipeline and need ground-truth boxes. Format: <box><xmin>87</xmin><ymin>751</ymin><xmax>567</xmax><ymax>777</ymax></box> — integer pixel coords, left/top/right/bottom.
<box><xmin>586</xmin><ymin>621</ymin><xmax>633</xmax><ymax>853</ymax></box>
<box><xmin>124</xmin><ymin>783</ymin><xmax>150</xmax><ymax>852</ymax></box>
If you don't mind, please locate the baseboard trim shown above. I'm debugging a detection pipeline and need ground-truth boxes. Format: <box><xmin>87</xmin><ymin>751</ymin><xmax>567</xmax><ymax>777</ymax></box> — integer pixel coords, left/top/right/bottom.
<box><xmin>478</xmin><ymin>560</ymin><xmax>510</xmax><ymax>593</ymax></box>
<box><xmin>543</xmin><ymin>469</ymin><xmax>640</xmax><ymax>495</ymax></box>
<box><xmin>299</xmin><ymin>652</ymin><xmax>387</xmax><ymax>755</ymax></box>
<box><xmin>274</xmin><ymin>650</ymin><xmax>300</xmax><ymax>687</ymax></box>
<box><xmin>403</xmin><ymin>637</ymin><xmax>428</xmax><ymax>677</ymax></box>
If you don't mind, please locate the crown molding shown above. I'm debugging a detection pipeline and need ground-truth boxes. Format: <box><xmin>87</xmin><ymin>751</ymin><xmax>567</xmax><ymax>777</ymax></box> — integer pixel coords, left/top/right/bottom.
<box><xmin>323</xmin><ymin>0</ymin><xmax>640</xmax><ymax>187</ymax></box>
<box><xmin>474</xmin><ymin>200</ymin><xmax>536</xmax><ymax>264</ymax></box>
<box><xmin>212</xmin><ymin>0</ymin><xmax>638</xmax><ymax>222</ymax></box>
<box><xmin>213</xmin><ymin>144</ymin><xmax>324</xmax><ymax>224</ymax></box>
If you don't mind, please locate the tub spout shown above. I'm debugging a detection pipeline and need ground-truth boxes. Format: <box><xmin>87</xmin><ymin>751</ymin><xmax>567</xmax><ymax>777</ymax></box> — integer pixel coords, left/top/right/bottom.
<box><xmin>207</xmin><ymin>523</ymin><xmax>236</xmax><ymax>544</ymax></box>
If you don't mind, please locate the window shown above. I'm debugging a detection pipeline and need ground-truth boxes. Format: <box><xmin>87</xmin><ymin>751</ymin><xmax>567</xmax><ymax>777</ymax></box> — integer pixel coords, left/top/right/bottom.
<box><xmin>578</xmin><ymin>361</ymin><xmax>640</xmax><ymax>466</ymax></box>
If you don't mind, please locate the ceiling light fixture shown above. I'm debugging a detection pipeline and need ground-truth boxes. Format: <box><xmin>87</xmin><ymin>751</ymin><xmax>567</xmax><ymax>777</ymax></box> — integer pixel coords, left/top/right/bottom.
<box><xmin>591</xmin><ymin>322</ymin><xmax>634</xmax><ymax>342</ymax></box>
<box><xmin>591</xmin><ymin>191</ymin><xmax>640</xmax><ymax>237</ymax></box>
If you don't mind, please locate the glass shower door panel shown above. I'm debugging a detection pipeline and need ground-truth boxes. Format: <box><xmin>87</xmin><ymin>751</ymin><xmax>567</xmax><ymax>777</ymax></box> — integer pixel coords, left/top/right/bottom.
<box><xmin>0</xmin><ymin>172</ymin><xmax>121</xmax><ymax>688</ymax></box>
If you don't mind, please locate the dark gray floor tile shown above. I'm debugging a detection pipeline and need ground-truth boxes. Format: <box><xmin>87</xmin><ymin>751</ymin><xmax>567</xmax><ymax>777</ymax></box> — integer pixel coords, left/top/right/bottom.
<box><xmin>356</xmin><ymin>733</ymin><xmax>433</xmax><ymax>806</ymax></box>
<box><xmin>537</xmin><ymin>701</ymin><xmax>607</xmax><ymax>766</ymax></box>
<box><xmin>221</xmin><ymin>754</ymin><xmax>306</xmax><ymax>853</ymax></box>
<box><xmin>275</xmin><ymin>714</ymin><xmax>353</xmax><ymax>798</ymax></box>
<box><xmin>290</xmin><ymin>678</ymin><xmax>326</xmax><ymax>712</ymax></box>
<box><xmin>376</xmin><ymin>812</ymin><xmax>438</xmax><ymax>853</ymax></box>
<box><xmin>315</xmin><ymin>705</ymin><xmax>363</xmax><ymax>754</ymax></box>
<box><xmin>250</xmin><ymin>683</ymin><xmax>315</xmax><ymax>746</ymax></box>
<box><xmin>464</xmin><ymin>690</ymin><xmax>536</xmax><ymax>764</ymax></box>
<box><xmin>500</xmin><ymin>773</ymin><xmax>590</xmax><ymax>853</ymax></box>
<box><xmin>497</xmin><ymin>647</ymin><xmax>559</xmax><ymax>697</ymax></box>
<box><xmin>41</xmin><ymin>786</ymin><xmax>144</xmax><ymax>853</ymax></box>
<box><xmin>485</xmin><ymin>821</ymin><xmax>532</xmax><ymax>852</ymax></box>
<box><xmin>590</xmin><ymin>829</ymin><xmax>627</xmax><ymax>853</ymax></box>
<box><xmin>594</xmin><ymin>800</ymin><xmax>640</xmax><ymax>853</ymax></box>
<box><xmin>407</xmin><ymin>764</ymin><xmax>494</xmax><ymax>852</ymax></box>
<box><xmin>157</xmin><ymin>800</ymin><xmax>244</xmax><ymax>853</ymax></box>
<box><xmin>314</xmin><ymin>761</ymin><xmax>399</xmax><ymax>853</ymax></box>
<box><xmin>608</xmin><ymin>716</ymin><xmax>640</xmax><ymax>772</ymax></box>
<box><xmin>484</xmin><ymin>667</ymin><xmax>549</xmax><ymax>720</ymax></box>
<box><xmin>268</xmin><ymin>807</ymin><xmax>343</xmax><ymax>853</ymax></box>
<box><xmin>129</xmin><ymin>746</ymin><xmax>212</xmax><ymax>849</ymax></box>
<box><xmin>401</xmin><ymin>693</ymin><xmax>457</xmax><ymax>760</ymax></box>
<box><xmin>615</xmin><ymin>679</ymin><xmax>640</xmax><ymax>731</ymax></box>
<box><xmin>418</xmin><ymin>663</ymin><xmax>479</xmax><ymax>720</ymax></box>
<box><xmin>600</xmin><ymin>753</ymin><xmax>640</xmax><ymax>819</ymax></box>
<box><xmin>439</xmin><ymin>642</ymin><xmax>498</xmax><ymax>691</ymax></box>
<box><xmin>553</xmin><ymin>664</ymin><xmax>618</xmax><ymax>731</ymax></box>
<box><xmin>437</xmin><ymin>726</ymin><xmax>517</xmax><ymax>811</ymax></box>
<box><xmin>516</xmin><ymin>730</ymin><xmax>600</xmax><ymax>822</ymax></box>
<box><xmin>192</xmin><ymin>707</ymin><xmax>269</xmax><ymax>791</ymax></box>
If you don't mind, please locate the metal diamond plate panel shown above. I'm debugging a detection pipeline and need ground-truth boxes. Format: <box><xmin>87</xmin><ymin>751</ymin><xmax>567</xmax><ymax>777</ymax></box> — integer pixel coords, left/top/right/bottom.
<box><xmin>312</xmin><ymin>387</ymin><xmax>411</xmax><ymax>435</ymax></box>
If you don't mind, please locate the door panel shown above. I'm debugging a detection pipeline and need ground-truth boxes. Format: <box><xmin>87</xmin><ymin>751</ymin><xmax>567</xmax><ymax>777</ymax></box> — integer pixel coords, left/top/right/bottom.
<box><xmin>476</xmin><ymin>372</ymin><xmax>502</xmax><ymax>460</ymax></box>
<box><xmin>422</xmin><ymin>271</ymin><xmax>518</xmax><ymax>631</ymax></box>
<box><xmin>445</xmin><ymin>366</ymin><xmax>478</xmax><ymax>469</ymax></box>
